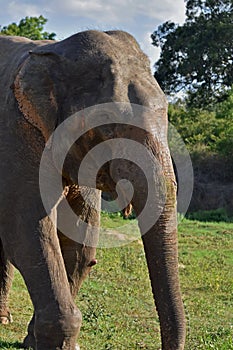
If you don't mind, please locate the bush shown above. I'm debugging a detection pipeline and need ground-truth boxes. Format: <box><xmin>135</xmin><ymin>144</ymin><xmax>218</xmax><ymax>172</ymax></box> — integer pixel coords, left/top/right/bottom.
<box><xmin>168</xmin><ymin>89</ymin><xmax>233</xmax><ymax>160</ymax></box>
<box><xmin>186</xmin><ymin>208</ymin><xmax>233</xmax><ymax>223</ymax></box>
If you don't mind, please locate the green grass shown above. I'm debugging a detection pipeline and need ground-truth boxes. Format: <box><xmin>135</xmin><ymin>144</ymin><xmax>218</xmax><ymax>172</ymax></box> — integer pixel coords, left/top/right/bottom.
<box><xmin>0</xmin><ymin>216</ymin><xmax>232</xmax><ymax>349</ymax></box>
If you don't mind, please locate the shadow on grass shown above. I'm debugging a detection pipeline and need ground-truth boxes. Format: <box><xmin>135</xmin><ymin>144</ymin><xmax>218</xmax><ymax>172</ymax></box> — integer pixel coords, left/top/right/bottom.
<box><xmin>0</xmin><ymin>341</ymin><xmax>24</xmax><ymax>349</ymax></box>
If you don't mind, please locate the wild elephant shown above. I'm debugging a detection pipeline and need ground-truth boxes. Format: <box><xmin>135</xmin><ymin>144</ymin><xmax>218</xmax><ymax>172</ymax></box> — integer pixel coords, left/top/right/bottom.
<box><xmin>0</xmin><ymin>30</ymin><xmax>186</xmax><ymax>349</ymax></box>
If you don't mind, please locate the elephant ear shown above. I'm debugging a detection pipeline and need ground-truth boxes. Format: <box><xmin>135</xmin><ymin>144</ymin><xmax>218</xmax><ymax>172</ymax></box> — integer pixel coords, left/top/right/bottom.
<box><xmin>14</xmin><ymin>51</ymin><xmax>62</xmax><ymax>142</ymax></box>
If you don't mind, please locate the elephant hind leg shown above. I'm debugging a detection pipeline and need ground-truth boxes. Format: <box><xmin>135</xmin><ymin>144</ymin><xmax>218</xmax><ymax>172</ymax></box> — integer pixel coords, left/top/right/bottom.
<box><xmin>0</xmin><ymin>239</ymin><xmax>14</xmax><ymax>324</ymax></box>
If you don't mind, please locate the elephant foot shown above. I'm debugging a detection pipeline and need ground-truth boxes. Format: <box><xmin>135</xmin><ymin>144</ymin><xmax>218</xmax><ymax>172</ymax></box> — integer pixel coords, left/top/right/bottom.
<box><xmin>22</xmin><ymin>338</ymin><xmax>80</xmax><ymax>350</ymax></box>
<box><xmin>0</xmin><ymin>311</ymin><xmax>13</xmax><ymax>324</ymax></box>
<box><xmin>22</xmin><ymin>333</ymin><xmax>36</xmax><ymax>349</ymax></box>
<box><xmin>23</xmin><ymin>312</ymin><xmax>81</xmax><ymax>349</ymax></box>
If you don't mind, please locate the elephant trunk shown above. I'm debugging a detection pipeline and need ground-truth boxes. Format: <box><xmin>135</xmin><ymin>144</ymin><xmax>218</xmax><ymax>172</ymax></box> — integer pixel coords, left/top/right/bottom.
<box><xmin>109</xmin><ymin>117</ymin><xmax>186</xmax><ymax>348</ymax></box>
<box><xmin>132</xmin><ymin>156</ymin><xmax>186</xmax><ymax>349</ymax></box>
<box><xmin>140</xmin><ymin>200</ymin><xmax>185</xmax><ymax>349</ymax></box>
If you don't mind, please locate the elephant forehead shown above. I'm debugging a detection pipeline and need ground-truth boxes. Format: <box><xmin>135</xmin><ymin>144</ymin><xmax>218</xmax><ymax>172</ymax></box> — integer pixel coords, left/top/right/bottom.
<box><xmin>52</xmin><ymin>30</ymin><xmax>150</xmax><ymax>70</ymax></box>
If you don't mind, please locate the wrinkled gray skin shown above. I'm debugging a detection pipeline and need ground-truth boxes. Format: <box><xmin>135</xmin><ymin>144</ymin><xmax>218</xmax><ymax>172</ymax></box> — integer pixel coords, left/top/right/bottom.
<box><xmin>0</xmin><ymin>31</ymin><xmax>186</xmax><ymax>349</ymax></box>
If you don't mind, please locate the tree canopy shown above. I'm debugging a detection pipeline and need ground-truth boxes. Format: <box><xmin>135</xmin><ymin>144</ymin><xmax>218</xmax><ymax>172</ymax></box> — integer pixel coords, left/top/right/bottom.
<box><xmin>168</xmin><ymin>86</ymin><xmax>233</xmax><ymax>159</ymax></box>
<box><xmin>0</xmin><ymin>15</ymin><xmax>56</xmax><ymax>40</ymax></box>
<box><xmin>152</xmin><ymin>0</ymin><xmax>233</xmax><ymax>108</ymax></box>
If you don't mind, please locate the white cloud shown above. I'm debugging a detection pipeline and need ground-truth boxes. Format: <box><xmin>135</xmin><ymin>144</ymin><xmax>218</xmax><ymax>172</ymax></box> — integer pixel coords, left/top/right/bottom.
<box><xmin>139</xmin><ymin>32</ymin><xmax>161</xmax><ymax>71</ymax></box>
<box><xmin>3</xmin><ymin>0</ymin><xmax>185</xmax><ymax>26</ymax></box>
<box><xmin>46</xmin><ymin>0</ymin><xmax>185</xmax><ymax>25</ymax></box>
<box><xmin>4</xmin><ymin>1</ymin><xmax>41</xmax><ymax>20</ymax></box>
<box><xmin>0</xmin><ymin>0</ymin><xmax>185</xmax><ymax>64</ymax></box>
<box><xmin>1</xmin><ymin>0</ymin><xmax>185</xmax><ymax>31</ymax></box>
<box><xmin>45</xmin><ymin>0</ymin><xmax>185</xmax><ymax>64</ymax></box>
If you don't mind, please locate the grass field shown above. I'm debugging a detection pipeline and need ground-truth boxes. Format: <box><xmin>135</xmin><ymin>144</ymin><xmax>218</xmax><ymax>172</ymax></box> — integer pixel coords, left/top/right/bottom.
<box><xmin>0</xmin><ymin>215</ymin><xmax>232</xmax><ymax>349</ymax></box>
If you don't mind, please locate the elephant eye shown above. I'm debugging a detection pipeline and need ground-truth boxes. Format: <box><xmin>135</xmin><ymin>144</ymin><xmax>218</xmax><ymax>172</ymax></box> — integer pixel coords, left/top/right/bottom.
<box><xmin>83</xmin><ymin>74</ymin><xmax>105</xmax><ymax>91</ymax></box>
<box><xmin>97</xmin><ymin>74</ymin><xmax>105</xmax><ymax>88</ymax></box>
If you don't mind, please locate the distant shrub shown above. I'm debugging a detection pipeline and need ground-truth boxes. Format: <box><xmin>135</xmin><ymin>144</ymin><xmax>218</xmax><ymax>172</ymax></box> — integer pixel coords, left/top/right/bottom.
<box><xmin>168</xmin><ymin>89</ymin><xmax>233</xmax><ymax>160</ymax></box>
<box><xmin>186</xmin><ymin>208</ymin><xmax>233</xmax><ymax>223</ymax></box>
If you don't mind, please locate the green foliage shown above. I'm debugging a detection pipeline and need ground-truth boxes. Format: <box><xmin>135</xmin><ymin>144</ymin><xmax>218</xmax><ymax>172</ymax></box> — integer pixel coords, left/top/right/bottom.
<box><xmin>0</xmin><ymin>16</ymin><xmax>56</xmax><ymax>40</ymax></box>
<box><xmin>186</xmin><ymin>208</ymin><xmax>233</xmax><ymax>222</ymax></box>
<box><xmin>215</xmin><ymin>87</ymin><xmax>233</xmax><ymax>157</ymax></box>
<box><xmin>168</xmin><ymin>88</ymin><xmax>233</xmax><ymax>159</ymax></box>
<box><xmin>152</xmin><ymin>0</ymin><xmax>233</xmax><ymax>108</ymax></box>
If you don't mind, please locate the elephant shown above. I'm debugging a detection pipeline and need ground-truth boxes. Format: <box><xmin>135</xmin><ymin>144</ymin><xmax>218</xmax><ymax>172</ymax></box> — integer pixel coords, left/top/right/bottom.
<box><xmin>0</xmin><ymin>30</ymin><xmax>186</xmax><ymax>349</ymax></box>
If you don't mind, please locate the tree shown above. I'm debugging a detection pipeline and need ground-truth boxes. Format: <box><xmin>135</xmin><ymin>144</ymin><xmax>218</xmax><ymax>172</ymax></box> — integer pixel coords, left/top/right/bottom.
<box><xmin>0</xmin><ymin>15</ymin><xmax>56</xmax><ymax>40</ymax></box>
<box><xmin>215</xmin><ymin>87</ymin><xmax>233</xmax><ymax>157</ymax></box>
<box><xmin>152</xmin><ymin>0</ymin><xmax>233</xmax><ymax>108</ymax></box>
<box><xmin>168</xmin><ymin>87</ymin><xmax>233</xmax><ymax>159</ymax></box>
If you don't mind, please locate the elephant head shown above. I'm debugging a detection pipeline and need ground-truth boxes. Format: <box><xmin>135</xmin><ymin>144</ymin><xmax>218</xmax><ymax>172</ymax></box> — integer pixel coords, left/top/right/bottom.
<box><xmin>13</xmin><ymin>30</ymin><xmax>186</xmax><ymax>349</ymax></box>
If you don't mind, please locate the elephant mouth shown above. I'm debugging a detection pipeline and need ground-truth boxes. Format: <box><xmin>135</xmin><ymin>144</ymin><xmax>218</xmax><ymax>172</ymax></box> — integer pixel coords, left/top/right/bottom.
<box><xmin>96</xmin><ymin>162</ymin><xmax>116</xmax><ymax>192</ymax></box>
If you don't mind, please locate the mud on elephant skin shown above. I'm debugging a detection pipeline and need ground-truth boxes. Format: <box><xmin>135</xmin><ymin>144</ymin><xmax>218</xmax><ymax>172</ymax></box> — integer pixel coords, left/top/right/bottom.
<box><xmin>0</xmin><ymin>30</ymin><xmax>186</xmax><ymax>349</ymax></box>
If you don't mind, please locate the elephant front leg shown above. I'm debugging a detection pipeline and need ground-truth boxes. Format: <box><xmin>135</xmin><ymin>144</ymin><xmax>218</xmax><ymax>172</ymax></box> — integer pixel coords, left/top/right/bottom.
<box><xmin>23</xmin><ymin>186</ymin><xmax>100</xmax><ymax>350</ymax></box>
<box><xmin>23</xmin><ymin>313</ymin><xmax>36</xmax><ymax>349</ymax></box>
<box><xmin>0</xmin><ymin>239</ymin><xmax>14</xmax><ymax>325</ymax></box>
<box><xmin>57</xmin><ymin>185</ymin><xmax>100</xmax><ymax>297</ymax></box>
<box><xmin>9</xmin><ymin>207</ymin><xmax>82</xmax><ymax>350</ymax></box>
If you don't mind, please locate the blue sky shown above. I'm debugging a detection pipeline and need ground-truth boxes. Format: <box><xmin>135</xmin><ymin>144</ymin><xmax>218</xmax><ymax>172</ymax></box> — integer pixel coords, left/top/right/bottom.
<box><xmin>0</xmin><ymin>0</ymin><xmax>185</xmax><ymax>71</ymax></box>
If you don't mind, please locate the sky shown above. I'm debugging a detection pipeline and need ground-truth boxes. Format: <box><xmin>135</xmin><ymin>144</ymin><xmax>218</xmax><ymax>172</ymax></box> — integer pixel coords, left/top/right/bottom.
<box><xmin>0</xmin><ymin>0</ymin><xmax>186</xmax><ymax>71</ymax></box>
